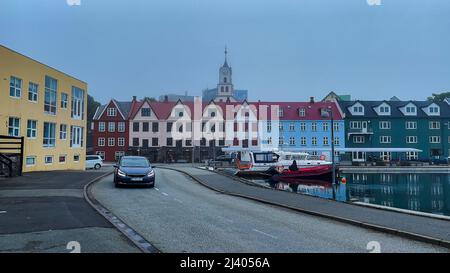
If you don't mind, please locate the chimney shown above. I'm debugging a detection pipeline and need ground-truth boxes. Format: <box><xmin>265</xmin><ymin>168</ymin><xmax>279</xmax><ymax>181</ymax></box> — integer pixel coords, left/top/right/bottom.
<box><xmin>164</xmin><ymin>95</ymin><xmax>169</xmax><ymax>103</ymax></box>
<box><xmin>310</xmin><ymin>96</ymin><xmax>315</xmax><ymax>103</ymax></box>
<box><xmin>132</xmin><ymin>96</ymin><xmax>137</xmax><ymax>101</ymax></box>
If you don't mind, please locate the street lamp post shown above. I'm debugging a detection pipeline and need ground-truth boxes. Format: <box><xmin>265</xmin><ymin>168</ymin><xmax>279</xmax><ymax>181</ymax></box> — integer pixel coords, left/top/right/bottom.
<box><xmin>327</xmin><ymin>108</ymin><xmax>336</xmax><ymax>185</ymax></box>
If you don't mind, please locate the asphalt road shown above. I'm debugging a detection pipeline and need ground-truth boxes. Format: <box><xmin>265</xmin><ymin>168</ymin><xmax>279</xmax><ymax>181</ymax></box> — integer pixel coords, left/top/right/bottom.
<box><xmin>0</xmin><ymin>166</ymin><xmax>139</xmax><ymax>253</ymax></box>
<box><xmin>93</xmin><ymin>168</ymin><xmax>449</xmax><ymax>253</ymax></box>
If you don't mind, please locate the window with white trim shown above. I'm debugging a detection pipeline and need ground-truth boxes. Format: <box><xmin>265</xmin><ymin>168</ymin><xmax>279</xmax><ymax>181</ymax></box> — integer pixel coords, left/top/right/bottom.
<box><xmin>107</xmin><ymin>108</ymin><xmax>117</xmax><ymax>116</ymax></box>
<box><xmin>108</xmin><ymin>137</ymin><xmax>115</xmax><ymax>147</ymax></box>
<box><xmin>8</xmin><ymin>117</ymin><xmax>20</xmax><ymax>137</ymax></box>
<box><xmin>61</xmin><ymin>92</ymin><xmax>68</xmax><ymax>109</ymax></box>
<box><xmin>108</xmin><ymin>122</ymin><xmax>115</xmax><ymax>132</ymax></box>
<box><xmin>266</xmin><ymin>121</ymin><xmax>271</xmax><ymax>132</ymax></box>
<box><xmin>429</xmin><ymin>121</ymin><xmax>440</xmax><ymax>129</ymax></box>
<box><xmin>26</xmin><ymin>156</ymin><xmax>36</xmax><ymax>166</ymax></box>
<box><xmin>379</xmin><ymin>121</ymin><xmax>391</xmax><ymax>129</ymax></box>
<box><xmin>312</xmin><ymin>137</ymin><xmax>317</xmax><ymax>146</ymax></box>
<box><xmin>333</xmin><ymin>122</ymin><xmax>339</xmax><ymax>131</ymax></box>
<box><xmin>70</xmin><ymin>126</ymin><xmax>84</xmax><ymax>148</ymax></box>
<box><xmin>278</xmin><ymin>108</ymin><xmax>284</xmax><ymax>118</ymax></box>
<box><xmin>334</xmin><ymin>137</ymin><xmax>340</xmax><ymax>146</ymax></box>
<box><xmin>289</xmin><ymin>137</ymin><xmax>295</xmax><ymax>146</ymax></box>
<box><xmin>323</xmin><ymin>137</ymin><xmax>329</xmax><ymax>146</ymax></box>
<box><xmin>10</xmin><ymin>76</ymin><xmax>22</xmax><ymax>98</ymax></box>
<box><xmin>299</xmin><ymin>108</ymin><xmax>306</xmax><ymax>117</ymax></box>
<box><xmin>27</xmin><ymin>120</ymin><xmax>37</xmax><ymax>139</ymax></box>
<box><xmin>28</xmin><ymin>82</ymin><xmax>38</xmax><ymax>102</ymax></box>
<box><xmin>115</xmin><ymin>151</ymin><xmax>125</xmax><ymax>161</ymax></box>
<box><xmin>406</xmin><ymin>151</ymin><xmax>418</xmax><ymax>160</ymax></box>
<box><xmin>44</xmin><ymin>76</ymin><xmax>57</xmax><ymax>115</ymax></box>
<box><xmin>98</xmin><ymin>137</ymin><xmax>105</xmax><ymax>147</ymax></box>
<box><xmin>279</xmin><ymin>137</ymin><xmax>284</xmax><ymax>145</ymax></box>
<box><xmin>380</xmin><ymin>136</ymin><xmax>391</xmax><ymax>143</ymax></box>
<box><xmin>298</xmin><ymin>122</ymin><xmax>305</xmax><ymax>131</ymax></box>
<box><xmin>98</xmin><ymin>122</ymin><xmax>105</xmax><ymax>132</ymax></box>
<box><xmin>71</xmin><ymin>86</ymin><xmax>85</xmax><ymax>120</ymax></box>
<box><xmin>406</xmin><ymin>136</ymin><xmax>417</xmax><ymax>143</ymax></box>
<box><xmin>289</xmin><ymin>123</ymin><xmax>295</xmax><ymax>131</ymax></box>
<box><xmin>118</xmin><ymin>122</ymin><xmax>125</xmax><ymax>132</ymax></box>
<box><xmin>322</xmin><ymin>122</ymin><xmax>329</xmax><ymax>131</ymax></box>
<box><xmin>118</xmin><ymin>137</ymin><xmax>125</xmax><ymax>147</ymax></box>
<box><xmin>406</xmin><ymin>121</ymin><xmax>417</xmax><ymax>129</ymax></box>
<box><xmin>430</xmin><ymin>136</ymin><xmax>441</xmax><ymax>143</ymax></box>
<box><xmin>60</xmin><ymin>124</ymin><xmax>67</xmax><ymax>140</ymax></box>
<box><xmin>311</xmin><ymin>122</ymin><xmax>317</xmax><ymax>131</ymax></box>
<box><xmin>353</xmin><ymin>136</ymin><xmax>365</xmax><ymax>143</ymax></box>
<box><xmin>301</xmin><ymin>137</ymin><xmax>307</xmax><ymax>146</ymax></box>
<box><xmin>43</xmin><ymin>122</ymin><xmax>56</xmax><ymax>147</ymax></box>
<box><xmin>44</xmin><ymin>155</ymin><xmax>53</xmax><ymax>164</ymax></box>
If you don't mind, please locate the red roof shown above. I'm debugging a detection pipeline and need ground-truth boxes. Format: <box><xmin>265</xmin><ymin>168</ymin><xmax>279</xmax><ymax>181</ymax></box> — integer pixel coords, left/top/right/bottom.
<box><xmin>127</xmin><ymin>99</ymin><xmax>343</xmax><ymax>120</ymax></box>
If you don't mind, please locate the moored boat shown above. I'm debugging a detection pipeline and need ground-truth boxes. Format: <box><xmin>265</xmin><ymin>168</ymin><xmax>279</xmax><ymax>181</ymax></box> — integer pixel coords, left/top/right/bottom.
<box><xmin>271</xmin><ymin>164</ymin><xmax>337</xmax><ymax>182</ymax></box>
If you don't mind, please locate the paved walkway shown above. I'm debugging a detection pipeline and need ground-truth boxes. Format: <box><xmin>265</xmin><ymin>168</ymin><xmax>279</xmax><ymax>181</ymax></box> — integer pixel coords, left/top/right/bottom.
<box><xmin>163</xmin><ymin>166</ymin><xmax>450</xmax><ymax>247</ymax></box>
<box><xmin>0</xmin><ymin>168</ymin><xmax>139</xmax><ymax>253</ymax></box>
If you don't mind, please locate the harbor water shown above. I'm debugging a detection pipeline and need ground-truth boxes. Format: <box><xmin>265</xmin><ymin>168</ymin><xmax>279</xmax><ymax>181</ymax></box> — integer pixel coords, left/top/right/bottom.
<box><xmin>249</xmin><ymin>172</ymin><xmax>450</xmax><ymax>216</ymax></box>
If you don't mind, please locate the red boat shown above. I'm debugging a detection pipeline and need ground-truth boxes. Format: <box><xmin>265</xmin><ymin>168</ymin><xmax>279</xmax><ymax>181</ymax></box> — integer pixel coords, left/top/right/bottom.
<box><xmin>271</xmin><ymin>165</ymin><xmax>337</xmax><ymax>182</ymax></box>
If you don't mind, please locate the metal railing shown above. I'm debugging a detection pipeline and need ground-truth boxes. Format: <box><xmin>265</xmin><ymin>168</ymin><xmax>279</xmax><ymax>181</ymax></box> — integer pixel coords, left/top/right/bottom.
<box><xmin>0</xmin><ymin>135</ymin><xmax>24</xmax><ymax>177</ymax></box>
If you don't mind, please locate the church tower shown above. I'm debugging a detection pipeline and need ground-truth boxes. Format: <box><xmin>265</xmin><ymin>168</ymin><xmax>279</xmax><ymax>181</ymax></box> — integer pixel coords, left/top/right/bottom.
<box><xmin>216</xmin><ymin>47</ymin><xmax>235</xmax><ymax>102</ymax></box>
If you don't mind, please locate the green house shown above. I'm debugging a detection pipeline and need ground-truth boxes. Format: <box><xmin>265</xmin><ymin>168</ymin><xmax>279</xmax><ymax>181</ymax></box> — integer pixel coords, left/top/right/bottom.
<box><xmin>337</xmin><ymin>100</ymin><xmax>450</xmax><ymax>162</ymax></box>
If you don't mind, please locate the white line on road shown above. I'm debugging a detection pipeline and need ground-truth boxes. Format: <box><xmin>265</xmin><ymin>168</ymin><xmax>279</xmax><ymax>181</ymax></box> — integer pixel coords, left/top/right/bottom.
<box><xmin>0</xmin><ymin>211</ymin><xmax>6</xmax><ymax>214</ymax></box>
<box><xmin>154</xmin><ymin>187</ymin><xmax>159</xmax><ymax>191</ymax></box>
<box><xmin>161</xmin><ymin>192</ymin><xmax>169</xmax><ymax>196</ymax></box>
<box><xmin>252</xmin><ymin>229</ymin><xmax>278</xmax><ymax>239</ymax></box>
<box><xmin>174</xmin><ymin>198</ymin><xmax>183</xmax><ymax>204</ymax></box>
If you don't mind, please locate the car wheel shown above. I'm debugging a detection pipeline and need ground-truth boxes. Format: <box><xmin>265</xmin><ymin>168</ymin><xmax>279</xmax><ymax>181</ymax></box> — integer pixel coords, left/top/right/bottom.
<box><xmin>94</xmin><ymin>163</ymin><xmax>101</xmax><ymax>170</ymax></box>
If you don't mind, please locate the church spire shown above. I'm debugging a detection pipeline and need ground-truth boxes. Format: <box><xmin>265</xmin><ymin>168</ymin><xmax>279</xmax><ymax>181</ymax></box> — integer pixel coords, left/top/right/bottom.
<box><xmin>223</xmin><ymin>46</ymin><xmax>229</xmax><ymax>67</ymax></box>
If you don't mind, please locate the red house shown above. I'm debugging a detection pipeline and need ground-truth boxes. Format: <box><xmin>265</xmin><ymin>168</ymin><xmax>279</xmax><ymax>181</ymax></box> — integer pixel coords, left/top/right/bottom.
<box><xmin>92</xmin><ymin>99</ymin><xmax>133</xmax><ymax>162</ymax></box>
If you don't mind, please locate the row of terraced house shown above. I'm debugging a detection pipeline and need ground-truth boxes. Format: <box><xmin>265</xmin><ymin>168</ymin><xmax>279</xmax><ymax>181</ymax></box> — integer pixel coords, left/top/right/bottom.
<box><xmin>91</xmin><ymin>94</ymin><xmax>450</xmax><ymax>163</ymax></box>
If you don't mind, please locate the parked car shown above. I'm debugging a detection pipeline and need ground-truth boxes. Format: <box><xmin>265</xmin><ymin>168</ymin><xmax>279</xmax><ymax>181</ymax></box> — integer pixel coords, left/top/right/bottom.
<box><xmin>430</xmin><ymin>156</ymin><xmax>449</xmax><ymax>165</ymax></box>
<box><xmin>85</xmin><ymin>155</ymin><xmax>103</xmax><ymax>170</ymax></box>
<box><xmin>113</xmin><ymin>156</ymin><xmax>155</xmax><ymax>188</ymax></box>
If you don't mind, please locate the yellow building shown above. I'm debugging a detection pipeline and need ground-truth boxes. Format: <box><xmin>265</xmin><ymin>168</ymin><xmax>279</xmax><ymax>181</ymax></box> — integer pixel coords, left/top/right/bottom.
<box><xmin>0</xmin><ymin>45</ymin><xmax>87</xmax><ymax>172</ymax></box>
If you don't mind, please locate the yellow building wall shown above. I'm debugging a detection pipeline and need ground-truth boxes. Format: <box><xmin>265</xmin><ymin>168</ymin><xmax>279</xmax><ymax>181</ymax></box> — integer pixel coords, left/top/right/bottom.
<box><xmin>0</xmin><ymin>45</ymin><xmax>87</xmax><ymax>172</ymax></box>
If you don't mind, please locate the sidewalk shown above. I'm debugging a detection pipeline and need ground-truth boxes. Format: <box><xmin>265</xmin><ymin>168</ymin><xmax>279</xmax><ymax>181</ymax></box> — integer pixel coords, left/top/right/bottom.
<box><xmin>163</xmin><ymin>166</ymin><xmax>450</xmax><ymax>247</ymax></box>
<box><xmin>0</xmin><ymin>168</ymin><xmax>139</xmax><ymax>253</ymax></box>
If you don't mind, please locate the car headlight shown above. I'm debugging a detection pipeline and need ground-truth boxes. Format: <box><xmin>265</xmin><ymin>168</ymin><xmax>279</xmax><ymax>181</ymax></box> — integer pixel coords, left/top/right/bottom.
<box><xmin>147</xmin><ymin>170</ymin><xmax>155</xmax><ymax>177</ymax></box>
<box><xmin>117</xmin><ymin>169</ymin><xmax>126</xmax><ymax>177</ymax></box>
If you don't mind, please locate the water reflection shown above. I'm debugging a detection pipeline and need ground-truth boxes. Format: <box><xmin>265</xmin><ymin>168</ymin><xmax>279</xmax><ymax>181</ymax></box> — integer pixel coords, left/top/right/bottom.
<box><xmin>252</xmin><ymin>172</ymin><xmax>450</xmax><ymax>216</ymax></box>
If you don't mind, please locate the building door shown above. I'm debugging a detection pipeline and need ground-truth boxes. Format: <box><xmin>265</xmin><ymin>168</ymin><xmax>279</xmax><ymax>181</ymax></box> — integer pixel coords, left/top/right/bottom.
<box><xmin>352</xmin><ymin>151</ymin><xmax>366</xmax><ymax>162</ymax></box>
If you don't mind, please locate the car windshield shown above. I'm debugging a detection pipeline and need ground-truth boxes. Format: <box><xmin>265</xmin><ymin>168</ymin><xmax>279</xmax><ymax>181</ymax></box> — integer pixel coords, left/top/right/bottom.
<box><xmin>120</xmin><ymin>158</ymin><xmax>150</xmax><ymax>168</ymax></box>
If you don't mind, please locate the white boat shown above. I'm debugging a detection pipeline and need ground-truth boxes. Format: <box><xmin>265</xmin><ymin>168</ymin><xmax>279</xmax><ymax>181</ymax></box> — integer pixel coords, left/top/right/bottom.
<box><xmin>228</xmin><ymin>149</ymin><xmax>331</xmax><ymax>175</ymax></box>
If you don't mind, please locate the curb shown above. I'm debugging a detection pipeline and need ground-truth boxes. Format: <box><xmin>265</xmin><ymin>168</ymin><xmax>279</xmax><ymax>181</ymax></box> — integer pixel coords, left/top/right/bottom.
<box><xmin>208</xmin><ymin>167</ymin><xmax>450</xmax><ymax>223</ymax></box>
<box><xmin>159</xmin><ymin>166</ymin><xmax>450</xmax><ymax>249</ymax></box>
<box><xmin>83</xmin><ymin>172</ymin><xmax>161</xmax><ymax>253</ymax></box>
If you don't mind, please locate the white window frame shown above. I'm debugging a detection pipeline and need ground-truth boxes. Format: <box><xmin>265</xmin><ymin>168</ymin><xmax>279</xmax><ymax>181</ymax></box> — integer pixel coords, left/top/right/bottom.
<box><xmin>27</xmin><ymin>120</ymin><xmax>37</xmax><ymax>139</ymax></box>
<box><xmin>289</xmin><ymin>123</ymin><xmax>295</xmax><ymax>131</ymax></box>
<box><xmin>323</xmin><ymin>137</ymin><xmax>329</xmax><ymax>146</ymax></box>
<box><xmin>118</xmin><ymin>137</ymin><xmax>125</xmax><ymax>147</ymax></box>
<box><xmin>118</xmin><ymin>122</ymin><xmax>126</xmax><ymax>132</ymax></box>
<box><xmin>406</xmin><ymin>121</ymin><xmax>417</xmax><ymax>129</ymax></box>
<box><xmin>71</xmin><ymin>126</ymin><xmax>83</xmax><ymax>148</ymax></box>
<box><xmin>108</xmin><ymin>137</ymin><xmax>115</xmax><ymax>147</ymax></box>
<box><xmin>107</xmin><ymin>108</ymin><xmax>117</xmax><ymax>117</ymax></box>
<box><xmin>71</xmin><ymin>86</ymin><xmax>85</xmax><ymax>120</ymax></box>
<box><xmin>98</xmin><ymin>137</ymin><xmax>105</xmax><ymax>147</ymax></box>
<box><xmin>60</xmin><ymin>124</ymin><xmax>67</xmax><ymax>140</ymax></box>
<box><xmin>430</xmin><ymin>136</ymin><xmax>441</xmax><ymax>144</ymax></box>
<box><xmin>28</xmin><ymin>82</ymin><xmax>38</xmax><ymax>102</ymax></box>
<box><xmin>406</xmin><ymin>136</ymin><xmax>418</xmax><ymax>144</ymax></box>
<box><xmin>300</xmin><ymin>137</ymin><xmax>307</xmax><ymax>146</ymax></box>
<box><xmin>108</xmin><ymin>122</ymin><xmax>115</xmax><ymax>132</ymax></box>
<box><xmin>311</xmin><ymin>122</ymin><xmax>317</xmax><ymax>131</ymax></box>
<box><xmin>312</xmin><ymin>137</ymin><xmax>317</xmax><ymax>146</ymax></box>
<box><xmin>10</xmin><ymin>76</ymin><xmax>22</xmax><ymax>98</ymax></box>
<box><xmin>44</xmin><ymin>76</ymin><xmax>57</xmax><ymax>115</ymax></box>
<box><xmin>43</xmin><ymin>122</ymin><xmax>56</xmax><ymax>147</ymax></box>
<box><xmin>353</xmin><ymin>136</ymin><xmax>365</xmax><ymax>143</ymax></box>
<box><xmin>289</xmin><ymin>137</ymin><xmax>295</xmax><ymax>146</ymax></box>
<box><xmin>98</xmin><ymin>122</ymin><xmax>105</xmax><ymax>132</ymax></box>
<box><xmin>8</xmin><ymin>117</ymin><xmax>20</xmax><ymax>137</ymax></box>
<box><xmin>44</xmin><ymin>155</ymin><xmax>53</xmax><ymax>165</ymax></box>
<box><xmin>299</xmin><ymin>108</ymin><xmax>306</xmax><ymax>117</ymax></box>
<box><xmin>380</xmin><ymin>136</ymin><xmax>391</xmax><ymax>144</ymax></box>
<box><xmin>61</xmin><ymin>92</ymin><xmax>68</xmax><ymax>109</ymax></box>
<box><xmin>25</xmin><ymin>156</ymin><xmax>36</xmax><ymax>167</ymax></box>
<box><xmin>429</xmin><ymin>121</ymin><xmax>440</xmax><ymax>130</ymax></box>
<box><xmin>379</xmin><ymin>121</ymin><xmax>391</xmax><ymax>129</ymax></box>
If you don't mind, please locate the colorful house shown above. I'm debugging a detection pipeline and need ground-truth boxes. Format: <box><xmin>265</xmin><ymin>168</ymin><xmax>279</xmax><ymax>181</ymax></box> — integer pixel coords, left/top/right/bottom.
<box><xmin>338</xmin><ymin>99</ymin><xmax>450</xmax><ymax>162</ymax></box>
<box><xmin>0</xmin><ymin>45</ymin><xmax>87</xmax><ymax>172</ymax></box>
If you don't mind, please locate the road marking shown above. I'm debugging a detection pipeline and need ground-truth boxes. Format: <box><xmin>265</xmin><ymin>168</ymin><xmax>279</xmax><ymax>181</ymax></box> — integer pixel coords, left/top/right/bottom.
<box><xmin>252</xmin><ymin>229</ymin><xmax>278</xmax><ymax>239</ymax></box>
<box><xmin>0</xmin><ymin>211</ymin><xmax>6</xmax><ymax>214</ymax></box>
<box><xmin>161</xmin><ymin>192</ymin><xmax>169</xmax><ymax>196</ymax></box>
<box><xmin>155</xmin><ymin>187</ymin><xmax>159</xmax><ymax>191</ymax></box>
<box><xmin>174</xmin><ymin>198</ymin><xmax>183</xmax><ymax>204</ymax></box>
